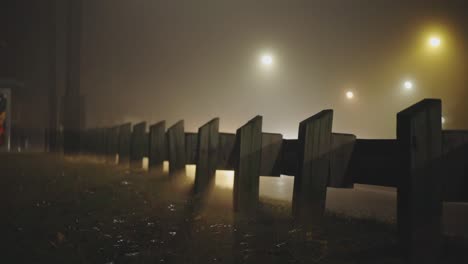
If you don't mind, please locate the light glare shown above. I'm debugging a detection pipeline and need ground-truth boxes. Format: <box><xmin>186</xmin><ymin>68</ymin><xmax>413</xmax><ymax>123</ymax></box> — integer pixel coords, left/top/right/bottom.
<box><xmin>346</xmin><ymin>91</ymin><xmax>354</xmax><ymax>99</ymax></box>
<box><xmin>404</xmin><ymin>81</ymin><xmax>413</xmax><ymax>90</ymax></box>
<box><xmin>429</xmin><ymin>36</ymin><xmax>441</xmax><ymax>47</ymax></box>
<box><xmin>260</xmin><ymin>54</ymin><xmax>273</xmax><ymax>66</ymax></box>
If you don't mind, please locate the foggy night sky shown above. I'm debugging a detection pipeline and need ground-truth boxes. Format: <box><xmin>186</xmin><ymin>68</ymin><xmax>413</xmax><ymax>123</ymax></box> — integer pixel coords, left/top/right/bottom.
<box><xmin>79</xmin><ymin>0</ymin><xmax>468</xmax><ymax>139</ymax></box>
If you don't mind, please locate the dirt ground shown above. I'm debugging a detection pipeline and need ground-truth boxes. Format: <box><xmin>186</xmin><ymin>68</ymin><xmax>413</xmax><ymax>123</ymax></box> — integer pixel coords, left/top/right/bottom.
<box><xmin>1</xmin><ymin>154</ymin><xmax>467</xmax><ymax>264</ymax></box>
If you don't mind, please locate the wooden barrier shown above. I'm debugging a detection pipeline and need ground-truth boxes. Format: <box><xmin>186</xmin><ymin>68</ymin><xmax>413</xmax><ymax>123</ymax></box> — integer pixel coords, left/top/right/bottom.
<box><xmin>194</xmin><ymin>118</ymin><xmax>219</xmax><ymax>194</ymax></box>
<box><xmin>80</xmin><ymin>129</ymin><xmax>89</xmax><ymax>154</ymax></box>
<box><xmin>217</xmin><ymin>133</ymin><xmax>236</xmax><ymax>170</ymax></box>
<box><xmin>260</xmin><ymin>133</ymin><xmax>282</xmax><ymax>176</ymax></box>
<box><xmin>79</xmin><ymin>97</ymin><xmax>468</xmax><ymax>260</ymax></box>
<box><xmin>280</xmin><ymin>139</ymin><xmax>299</xmax><ymax>176</ymax></box>
<box><xmin>185</xmin><ymin>132</ymin><xmax>198</xmax><ymax>164</ymax></box>
<box><xmin>87</xmin><ymin>128</ymin><xmax>99</xmax><ymax>155</ymax></box>
<box><xmin>293</xmin><ymin>110</ymin><xmax>333</xmax><ymax>221</ymax></box>
<box><xmin>130</xmin><ymin>122</ymin><xmax>147</xmax><ymax>168</ymax></box>
<box><xmin>98</xmin><ymin>127</ymin><xmax>108</xmax><ymax>157</ymax></box>
<box><xmin>233</xmin><ymin>116</ymin><xmax>262</xmax><ymax>214</ymax></box>
<box><xmin>148</xmin><ymin>121</ymin><xmax>166</xmax><ymax>172</ymax></box>
<box><xmin>106</xmin><ymin>126</ymin><xmax>120</xmax><ymax>163</ymax></box>
<box><xmin>441</xmin><ymin>130</ymin><xmax>468</xmax><ymax>202</ymax></box>
<box><xmin>346</xmin><ymin>139</ymin><xmax>400</xmax><ymax>187</ymax></box>
<box><xmin>328</xmin><ymin>133</ymin><xmax>356</xmax><ymax>188</ymax></box>
<box><xmin>167</xmin><ymin>120</ymin><xmax>185</xmax><ymax>174</ymax></box>
<box><xmin>397</xmin><ymin>99</ymin><xmax>442</xmax><ymax>264</ymax></box>
<box><xmin>118</xmin><ymin>123</ymin><xmax>132</xmax><ymax>166</ymax></box>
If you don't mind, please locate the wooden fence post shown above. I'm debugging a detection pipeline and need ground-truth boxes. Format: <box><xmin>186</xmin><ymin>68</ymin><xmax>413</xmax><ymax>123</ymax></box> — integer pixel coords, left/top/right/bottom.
<box><xmin>98</xmin><ymin>127</ymin><xmax>107</xmax><ymax>159</ymax></box>
<box><xmin>118</xmin><ymin>123</ymin><xmax>131</xmax><ymax>166</ymax></box>
<box><xmin>292</xmin><ymin>110</ymin><xmax>333</xmax><ymax>221</ymax></box>
<box><xmin>149</xmin><ymin>121</ymin><xmax>166</xmax><ymax>173</ymax></box>
<box><xmin>167</xmin><ymin>120</ymin><xmax>185</xmax><ymax>175</ymax></box>
<box><xmin>397</xmin><ymin>99</ymin><xmax>442</xmax><ymax>264</ymax></box>
<box><xmin>233</xmin><ymin>116</ymin><xmax>262</xmax><ymax>214</ymax></box>
<box><xmin>194</xmin><ymin>118</ymin><xmax>220</xmax><ymax>194</ymax></box>
<box><xmin>130</xmin><ymin>122</ymin><xmax>147</xmax><ymax>168</ymax></box>
<box><xmin>91</xmin><ymin>129</ymin><xmax>99</xmax><ymax>156</ymax></box>
<box><xmin>106</xmin><ymin>126</ymin><xmax>119</xmax><ymax>164</ymax></box>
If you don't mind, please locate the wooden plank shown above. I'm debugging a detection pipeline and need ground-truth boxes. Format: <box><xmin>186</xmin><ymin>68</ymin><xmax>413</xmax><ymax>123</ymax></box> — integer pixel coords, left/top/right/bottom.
<box><xmin>90</xmin><ymin>128</ymin><xmax>99</xmax><ymax>155</ymax></box>
<box><xmin>106</xmin><ymin>126</ymin><xmax>120</xmax><ymax>163</ymax></box>
<box><xmin>233</xmin><ymin>116</ymin><xmax>262</xmax><ymax>214</ymax></box>
<box><xmin>346</xmin><ymin>139</ymin><xmax>400</xmax><ymax>187</ymax></box>
<box><xmin>194</xmin><ymin>118</ymin><xmax>220</xmax><ymax>194</ymax></box>
<box><xmin>130</xmin><ymin>122</ymin><xmax>147</xmax><ymax>168</ymax></box>
<box><xmin>149</xmin><ymin>121</ymin><xmax>166</xmax><ymax>172</ymax></box>
<box><xmin>217</xmin><ymin>133</ymin><xmax>236</xmax><ymax>170</ymax></box>
<box><xmin>441</xmin><ymin>130</ymin><xmax>468</xmax><ymax>202</ymax></box>
<box><xmin>80</xmin><ymin>129</ymin><xmax>89</xmax><ymax>154</ymax></box>
<box><xmin>442</xmin><ymin>130</ymin><xmax>468</xmax><ymax>154</ymax></box>
<box><xmin>98</xmin><ymin>127</ymin><xmax>108</xmax><ymax>156</ymax></box>
<box><xmin>280</xmin><ymin>139</ymin><xmax>299</xmax><ymax>176</ymax></box>
<box><xmin>260</xmin><ymin>133</ymin><xmax>283</xmax><ymax>176</ymax></box>
<box><xmin>118</xmin><ymin>123</ymin><xmax>132</xmax><ymax>166</ymax></box>
<box><xmin>397</xmin><ymin>99</ymin><xmax>442</xmax><ymax>264</ymax></box>
<box><xmin>328</xmin><ymin>133</ymin><xmax>356</xmax><ymax>188</ymax></box>
<box><xmin>167</xmin><ymin>120</ymin><xmax>185</xmax><ymax>174</ymax></box>
<box><xmin>185</xmin><ymin>133</ymin><xmax>198</xmax><ymax>164</ymax></box>
<box><xmin>292</xmin><ymin>110</ymin><xmax>333</xmax><ymax>221</ymax></box>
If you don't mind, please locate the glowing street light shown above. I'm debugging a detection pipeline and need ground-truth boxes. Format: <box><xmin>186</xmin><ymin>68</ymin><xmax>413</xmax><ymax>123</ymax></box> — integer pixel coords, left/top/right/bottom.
<box><xmin>404</xmin><ymin>81</ymin><xmax>413</xmax><ymax>90</ymax></box>
<box><xmin>260</xmin><ymin>54</ymin><xmax>273</xmax><ymax>66</ymax></box>
<box><xmin>346</xmin><ymin>91</ymin><xmax>354</xmax><ymax>100</ymax></box>
<box><xmin>428</xmin><ymin>36</ymin><xmax>441</xmax><ymax>48</ymax></box>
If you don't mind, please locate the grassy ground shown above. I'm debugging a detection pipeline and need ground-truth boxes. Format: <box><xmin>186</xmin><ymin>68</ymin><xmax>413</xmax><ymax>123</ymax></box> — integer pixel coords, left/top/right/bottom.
<box><xmin>1</xmin><ymin>153</ymin><xmax>466</xmax><ymax>264</ymax></box>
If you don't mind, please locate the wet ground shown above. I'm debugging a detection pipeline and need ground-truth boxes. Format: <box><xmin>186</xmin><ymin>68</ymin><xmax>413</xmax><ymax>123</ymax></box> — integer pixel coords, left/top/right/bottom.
<box><xmin>1</xmin><ymin>154</ymin><xmax>467</xmax><ymax>263</ymax></box>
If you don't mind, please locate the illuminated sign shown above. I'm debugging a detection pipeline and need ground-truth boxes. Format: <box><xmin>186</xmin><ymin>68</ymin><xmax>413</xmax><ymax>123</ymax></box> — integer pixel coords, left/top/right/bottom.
<box><xmin>0</xmin><ymin>88</ymin><xmax>11</xmax><ymax>152</ymax></box>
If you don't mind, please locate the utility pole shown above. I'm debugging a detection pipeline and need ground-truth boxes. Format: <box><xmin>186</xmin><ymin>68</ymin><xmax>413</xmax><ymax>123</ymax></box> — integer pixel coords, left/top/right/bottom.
<box><xmin>63</xmin><ymin>0</ymin><xmax>84</xmax><ymax>154</ymax></box>
<box><xmin>47</xmin><ymin>0</ymin><xmax>58</xmax><ymax>152</ymax></box>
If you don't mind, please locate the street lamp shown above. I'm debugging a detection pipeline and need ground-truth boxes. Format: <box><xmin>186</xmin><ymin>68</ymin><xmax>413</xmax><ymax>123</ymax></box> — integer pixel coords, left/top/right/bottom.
<box><xmin>429</xmin><ymin>36</ymin><xmax>441</xmax><ymax>48</ymax></box>
<box><xmin>346</xmin><ymin>91</ymin><xmax>354</xmax><ymax>100</ymax></box>
<box><xmin>404</xmin><ymin>81</ymin><xmax>413</xmax><ymax>90</ymax></box>
<box><xmin>260</xmin><ymin>54</ymin><xmax>273</xmax><ymax>67</ymax></box>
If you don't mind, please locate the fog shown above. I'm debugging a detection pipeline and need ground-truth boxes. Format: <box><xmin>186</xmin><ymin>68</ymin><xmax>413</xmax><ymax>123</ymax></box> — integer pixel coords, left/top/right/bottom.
<box><xmin>78</xmin><ymin>0</ymin><xmax>468</xmax><ymax>139</ymax></box>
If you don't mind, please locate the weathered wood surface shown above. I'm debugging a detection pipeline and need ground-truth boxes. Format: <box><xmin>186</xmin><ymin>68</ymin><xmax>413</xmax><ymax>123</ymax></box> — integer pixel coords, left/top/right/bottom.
<box><xmin>118</xmin><ymin>123</ymin><xmax>132</xmax><ymax>166</ymax></box>
<box><xmin>346</xmin><ymin>139</ymin><xmax>400</xmax><ymax>187</ymax></box>
<box><xmin>194</xmin><ymin>118</ymin><xmax>219</xmax><ymax>194</ymax></box>
<box><xmin>328</xmin><ymin>133</ymin><xmax>356</xmax><ymax>188</ymax></box>
<box><xmin>260</xmin><ymin>133</ymin><xmax>283</xmax><ymax>176</ymax></box>
<box><xmin>185</xmin><ymin>133</ymin><xmax>198</xmax><ymax>165</ymax></box>
<box><xmin>148</xmin><ymin>121</ymin><xmax>166</xmax><ymax>171</ymax></box>
<box><xmin>217</xmin><ymin>133</ymin><xmax>236</xmax><ymax>170</ymax></box>
<box><xmin>441</xmin><ymin>130</ymin><xmax>468</xmax><ymax>202</ymax></box>
<box><xmin>293</xmin><ymin>110</ymin><xmax>333</xmax><ymax>221</ymax></box>
<box><xmin>280</xmin><ymin>139</ymin><xmax>299</xmax><ymax>176</ymax></box>
<box><xmin>397</xmin><ymin>99</ymin><xmax>442</xmax><ymax>264</ymax></box>
<box><xmin>80</xmin><ymin>129</ymin><xmax>90</xmax><ymax>154</ymax></box>
<box><xmin>106</xmin><ymin>126</ymin><xmax>120</xmax><ymax>163</ymax></box>
<box><xmin>89</xmin><ymin>129</ymin><xmax>97</xmax><ymax>154</ymax></box>
<box><xmin>130</xmin><ymin>122</ymin><xmax>147</xmax><ymax>167</ymax></box>
<box><xmin>98</xmin><ymin>128</ymin><xmax>108</xmax><ymax>156</ymax></box>
<box><xmin>144</xmin><ymin>132</ymin><xmax>149</xmax><ymax>157</ymax></box>
<box><xmin>167</xmin><ymin>120</ymin><xmax>186</xmax><ymax>174</ymax></box>
<box><xmin>233</xmin><ymin>116</ymin><xmax>262</xmax><ymax>214</ymax></box>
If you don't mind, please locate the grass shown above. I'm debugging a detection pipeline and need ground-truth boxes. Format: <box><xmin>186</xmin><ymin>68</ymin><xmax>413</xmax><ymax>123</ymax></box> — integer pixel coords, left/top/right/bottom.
<box><xmin>1</xmin><ymin>153</ymin><xmax>466</xmax><ymax>263</ymax></box>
